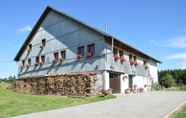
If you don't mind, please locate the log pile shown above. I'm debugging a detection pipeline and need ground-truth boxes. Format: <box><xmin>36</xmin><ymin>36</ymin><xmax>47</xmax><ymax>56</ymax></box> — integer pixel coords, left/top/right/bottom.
<box><xmin>15</xmin><ymin>74</ymin><xmax>97</xmax><ymax>96</ymax></box>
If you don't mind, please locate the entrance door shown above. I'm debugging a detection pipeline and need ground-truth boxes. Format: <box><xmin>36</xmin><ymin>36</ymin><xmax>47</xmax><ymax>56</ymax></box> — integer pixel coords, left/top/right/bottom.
<box><xmin>109</xmin><ymin>73</ymin><xmax>120</xmax><ymax>93</ymax></box>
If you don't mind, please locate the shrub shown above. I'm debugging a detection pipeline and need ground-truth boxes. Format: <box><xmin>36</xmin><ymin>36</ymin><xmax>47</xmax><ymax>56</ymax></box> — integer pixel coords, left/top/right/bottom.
<box><xmin>178</xmin><ymin>85</ymin><xmax>186</xmax><ymax>91</ymax></box>
<box><xmin>160</xmin><ymin>73</ymin><xmax>176</xmax><ymax>88</ymax></box>
<box><xmin>151</xmin><ymin>83</ymin><xmax>161</xmax><ymax>91</ymax></box>
<box><xmin>98</xmin><ymin>89</ymin><xmax>112</xmax><ymax>97</ymax></box>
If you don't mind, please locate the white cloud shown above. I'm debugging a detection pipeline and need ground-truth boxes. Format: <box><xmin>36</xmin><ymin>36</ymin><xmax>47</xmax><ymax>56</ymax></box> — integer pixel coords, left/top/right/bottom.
<box><xmin>150</xmin><ymin>36</ymin><xmax>186</xmax><ymax>48</ymax></box>
<box><xmin>17</xmin><ymin>25</ymin><xmax>32</xmax><ymax>33</ymax></box>
<box><xmin>166</xmin><ymin>52</ymin><xmax>186</xmax><ymax>61</ymax></box>
<box><xmin>166</xmin><ymin>36</ymin><xmax>186</xmax><ymax>48</ymax></box>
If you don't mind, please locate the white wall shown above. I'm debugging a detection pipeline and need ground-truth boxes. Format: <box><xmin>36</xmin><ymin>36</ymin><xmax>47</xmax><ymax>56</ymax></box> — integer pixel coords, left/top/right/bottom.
<box><xmin>148</xmin><ymin>62</ymin><xmax>158</xmax><ymax>83</ymax></box>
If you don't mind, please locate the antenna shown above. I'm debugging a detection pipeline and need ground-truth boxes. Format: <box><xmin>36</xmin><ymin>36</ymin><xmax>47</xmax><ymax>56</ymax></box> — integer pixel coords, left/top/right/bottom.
<box><xmin>105</xmin><ymin>24</ymin><xmax>108</xmax><ymax>33</ymax></box>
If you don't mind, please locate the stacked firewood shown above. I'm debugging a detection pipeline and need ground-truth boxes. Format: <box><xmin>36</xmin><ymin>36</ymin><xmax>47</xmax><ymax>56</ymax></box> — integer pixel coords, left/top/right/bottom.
<box><xmin>15</xmin><ymin>74</ymin><xmax>96</xmax><ymax>96</ymax></box>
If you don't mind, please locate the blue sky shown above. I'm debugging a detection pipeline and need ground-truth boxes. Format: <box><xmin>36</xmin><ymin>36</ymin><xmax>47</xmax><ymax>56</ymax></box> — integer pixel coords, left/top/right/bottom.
<box><xmin>0</xmin><ymin>0</ymin><xmax>186</xmax><ymax>77</ymax></box>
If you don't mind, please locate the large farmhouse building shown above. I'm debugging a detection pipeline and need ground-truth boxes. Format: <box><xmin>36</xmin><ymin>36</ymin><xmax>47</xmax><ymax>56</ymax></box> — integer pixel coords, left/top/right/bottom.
<box><xmin>14</xmin><ymin>6</ymin><xmax>160</xmax><ymax>94</ymax></box>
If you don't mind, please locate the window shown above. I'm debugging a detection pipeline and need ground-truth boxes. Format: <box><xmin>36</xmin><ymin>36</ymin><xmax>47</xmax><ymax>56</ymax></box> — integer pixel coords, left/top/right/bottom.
<box><xmin>113</xmin><ymin>48</ymin><xmax>118</xmax><ymax>55</ymax></box>
<box><xmin>119</xmin><ymin>50</ymin><xmax>123</xmax><ymax>57</ymax></box>
<box><xmin>54</xmin><ymin>52</ymin><xmax>59</xmax><ymax>61</ymax></box>
<box><xmin>134</xmin><ymin>56</ymin><xmax>137</xmax><ymax>61</ymax></box>
<box><xmin>87</xmin><ymin>44</ymin><xmax>95</xmax><ymax>57</ymax></box>
<box><xmin>22</xmin><ymin>60</ymin><xmax>25</xmax><ymax>66</ymax></box>
<box><xmin>143</xmin><ymin>60</ymin><xmax>147</xmax><ymax>65</ymax></box>
<box><xmin>61</xmin><ymin>50</ymin><xmax>66</xmax><ymax>59</ymax></box>
<box><xmin>77</xmin><ymin>46</ymin><xmax>85</xmax><ymax>58</ymax></box>
<box><xmin>129</xmin><ymin>54</ymin><xmax>133</xmax><ymax>61</ymax></box>
<box><xmin>35</xmin><ymin>56</ymin><xmax>40</xmax><ymax>64</ymax></box>
<box><xmin>41</xmin><ymin>39</ymin><xmax>46</xmax><ymax>47</ymax></box>
<box><xmin>41</xmin><ymin>55</ymin><xmax>45</xmax><ymax>64</ymax></box>
<box><xmin>28</xmin><ymin>44</ymin><xmax>32</xmax><ymax>50</ymax></box>
<box><xmin>28</xmin><ymin>58</ymin><xmax>31</xmax><ymax>66</ymax></box>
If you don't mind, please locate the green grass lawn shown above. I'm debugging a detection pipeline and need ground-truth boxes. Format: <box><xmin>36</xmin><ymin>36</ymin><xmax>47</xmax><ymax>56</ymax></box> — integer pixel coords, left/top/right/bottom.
<box><xmin>172</xmin><ymin>105</ymin><xmax>186</xmax><ymax>118</ymax></box>
<box><xmin>0</xmin><ymin>83</ymin><xmax>115</xmax><ymax>118</ymax></box>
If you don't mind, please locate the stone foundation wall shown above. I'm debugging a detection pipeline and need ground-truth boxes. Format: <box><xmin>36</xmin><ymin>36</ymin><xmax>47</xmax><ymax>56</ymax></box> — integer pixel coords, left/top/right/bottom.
<box><xmin>15</xmin><ymin>73</ymin><xmax>97</xmax><ymax>96</ymax></box>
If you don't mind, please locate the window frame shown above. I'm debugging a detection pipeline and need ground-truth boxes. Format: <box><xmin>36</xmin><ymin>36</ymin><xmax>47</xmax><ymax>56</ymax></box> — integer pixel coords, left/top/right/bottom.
<box><xmin>87</xmin><ymin>44</ymin><xmax>95</xmax><ymax>57</ymax></box>
<box><xmin>35</xmin><ymin>56</ymin><xmax>40</xmax><ymax>64</ymax></box>
<box><xmin>61</xmin><ymin>50</ymin><xmax>66</xmax><ymax>60</ymax></box>
<box><xmin>41</xmin><ymin>39</ymin><xmax>46</xmax><ymax>47</ymax></box>
<box><xmin>41</xmin><ymin>55</ymin><xmax>45</xmax><ymax>64</ymax></box>
<box><xmin>54</xmin><ymin>52</ymin><xmax>59</xmax><ymax>61</ymax></box>
<box><xmin>77</xmin><ymin>46</ymin><xmax>85</xmax><ymax>58</ymax></box>
<box><xmin>28</xmin><ymin>58</ymin><xmax>31</xmax><ymax>66</ymax></box>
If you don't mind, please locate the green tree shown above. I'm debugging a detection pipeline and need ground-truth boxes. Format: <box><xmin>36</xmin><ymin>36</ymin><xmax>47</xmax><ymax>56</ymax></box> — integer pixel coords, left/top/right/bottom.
<box><xmin>161</xmin><ymin>73</ymin><xmax>176</xmax><ymax>88</ymax></box>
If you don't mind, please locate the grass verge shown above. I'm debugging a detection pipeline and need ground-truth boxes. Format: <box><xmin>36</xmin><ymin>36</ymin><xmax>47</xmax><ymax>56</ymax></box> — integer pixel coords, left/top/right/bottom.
<box><xmin>171</xmin><ymin>105</ymin><xmax>186</xmax><ymax>118</ymax></box>
<box><xmin>0</xmin><ymin>83</ymin><xmax>115</xmax><ymax>118</ymax></box>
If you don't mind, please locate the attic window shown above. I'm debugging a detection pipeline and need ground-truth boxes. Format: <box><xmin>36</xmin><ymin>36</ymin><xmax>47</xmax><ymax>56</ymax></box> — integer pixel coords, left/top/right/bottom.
<box><xmin>54</xmin><ymin>52</ymin><xmax>59</xmax><ymax>61</ymax></box>
<box><xmin>28</xmin><ymin>44</ymin><xmax>32</xmax><ymax>50</ymax></box>
<box><xmin>41</xmin><ymin>39</ymin><xmax>46</xmax><ymax>47</ymax></box>
<box><xmin>35</xmin><ymin>56</ymin><xmax>40</xmax><ymax>64</ymax></box>
<box><xmin>41</xmin><ymin>55</ymin><xmax>45</xmax><ymax>64</ymax></box>
<box><xmin>61</xmin><ymin>50</ymin><xmax>66</xmax><ymax>59</ymax></box>
<box><xmin>77</xmin><ymin>46</ymin><xmax>85</xmax><ymax>59</ymax></box>
<box><xmin>87</xmin><ymin>44</ymin><xmax>95</xmax><ymax>57</ymax></box>
<box><xmin>22</xmin><ymin>60</ymin><xmax>25</xmax><ymax>66</ymax></box>
<box><xmin>28</xmin><ymin>58</ymin><xmax>31</xmax><ymax>66</ymax></box>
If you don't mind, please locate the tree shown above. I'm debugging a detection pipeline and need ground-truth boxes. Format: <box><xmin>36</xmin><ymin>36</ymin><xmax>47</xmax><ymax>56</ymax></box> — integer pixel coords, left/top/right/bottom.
<box><xmin>160</xmin><ymin>73</ymin><xmax>176</xmax><ymax>88</ymax></box>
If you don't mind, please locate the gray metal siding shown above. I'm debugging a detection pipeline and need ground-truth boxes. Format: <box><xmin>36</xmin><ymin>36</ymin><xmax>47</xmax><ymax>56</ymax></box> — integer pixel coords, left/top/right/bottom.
<box><xmin>18</xmin><ymin>11</ymin><xmax>106</xmax><ymax>77</ymax></box>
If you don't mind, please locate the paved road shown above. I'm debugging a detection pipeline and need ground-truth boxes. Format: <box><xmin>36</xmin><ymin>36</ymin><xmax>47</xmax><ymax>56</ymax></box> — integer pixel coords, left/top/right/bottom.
<box><xmin>14</xmin><ymin>91</ymin><xmax>186</xmax><ymax>118</ymax></box>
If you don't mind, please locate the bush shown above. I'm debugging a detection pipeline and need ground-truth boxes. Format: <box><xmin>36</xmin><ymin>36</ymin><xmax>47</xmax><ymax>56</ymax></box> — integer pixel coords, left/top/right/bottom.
<box><xmin>98</xmin><ymin>89</ymin><xmax>112</xmax><ymax>97</ymax></box>
<box><xmin>151</xmin><ymin>83</ymin><xmax>161</xmax><ymax>91</ymax></box>
<box><xmin>178</xmin><ymin>85</ymin><xmax>186</xmax><ymax>91</ymax></box>
<box><xmin>160</xmin><ymin>73</ymin><xmax>176</xmax><ymax>88</ymax></box>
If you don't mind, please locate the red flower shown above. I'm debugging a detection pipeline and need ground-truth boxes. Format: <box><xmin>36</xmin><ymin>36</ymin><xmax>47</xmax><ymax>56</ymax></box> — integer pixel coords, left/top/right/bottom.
<box><xmin>114</xmin><ymin>55</ymin><xmax>119</xmax><ymax>61</ymax></box>
<box><xmin>134</xmin><ymin>61</ymin><xmax>138</xmax><ymax>66</ymax></box>
<box><xmin>130</xmin><ymin>61</ymin><xmax>134</xmax><ymax>65</ymax></box>
<box><xmin>120</xmin><ymin>56</ymin><xmax>125</xmax><ymax>62</ymax></box>
<box><xmin>87</xmin><ymin>52</ymin><xmax>93</xmax><ymax>58</ymax></box>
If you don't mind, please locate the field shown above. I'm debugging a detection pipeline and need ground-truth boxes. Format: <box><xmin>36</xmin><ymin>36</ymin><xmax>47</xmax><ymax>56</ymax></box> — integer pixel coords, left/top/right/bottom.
<box><xmin>0</xmin><ymin>83</ymin><xmax>115</xmax><ymax>118</ymax></box>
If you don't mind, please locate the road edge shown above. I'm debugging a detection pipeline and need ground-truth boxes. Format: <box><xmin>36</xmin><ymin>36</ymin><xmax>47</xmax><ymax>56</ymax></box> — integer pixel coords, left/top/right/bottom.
<box><xmin>164</xmin><ymin>101</ymin><xmax>186</xmax><ymax>118</ymax></box>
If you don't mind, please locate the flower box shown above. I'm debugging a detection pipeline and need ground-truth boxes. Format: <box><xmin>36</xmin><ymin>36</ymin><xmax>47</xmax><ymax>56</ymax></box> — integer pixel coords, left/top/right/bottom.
<box><xmin>130</xmin><ymin>61</ymin><xmax>134</xmax><ymax>65</ymax></box>
<box><xmin>134</xmin><ymin>61</ymin><xmax>138</xmax><ymax>66</ymax></box>
<box><xmin>114</xmin><ymin>55</ymin><xmax>120</xmax><ymax>61</ymax></box>
<box><xmin>87</xmin><ymin>52</ymin><xmax>93</xmax><ymax>58</ymax></box>
<box><xmin>120</xmin><ymin>56</ymin><xmax>126</xmax><ymax>63</ymax></box>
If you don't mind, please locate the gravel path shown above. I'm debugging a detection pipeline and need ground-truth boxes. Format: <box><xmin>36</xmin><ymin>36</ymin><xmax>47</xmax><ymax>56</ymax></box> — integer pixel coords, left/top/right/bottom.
<box><xmin>14</xmin><ymin>91</ymin><xmax>186</xmax><ymax>118</ymax></box>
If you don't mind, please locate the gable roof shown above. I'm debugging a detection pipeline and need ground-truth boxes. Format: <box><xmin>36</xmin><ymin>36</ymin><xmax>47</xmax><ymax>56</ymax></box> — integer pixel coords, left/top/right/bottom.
<box><xmin>14</xmin><ymin>6</ymin><xmax>161</xmax><ymax>63</ymax></box>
